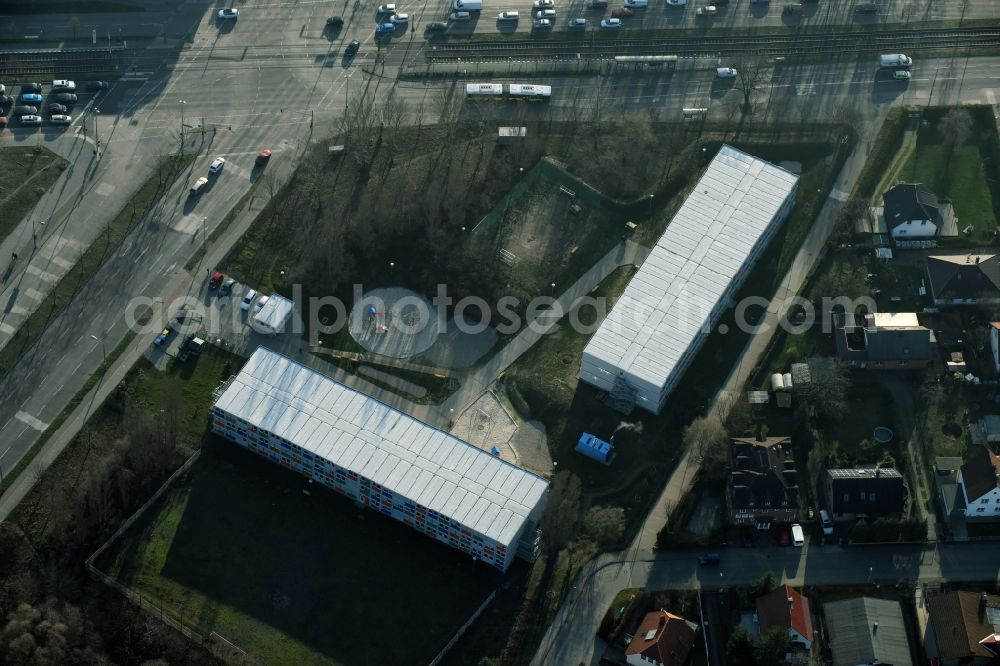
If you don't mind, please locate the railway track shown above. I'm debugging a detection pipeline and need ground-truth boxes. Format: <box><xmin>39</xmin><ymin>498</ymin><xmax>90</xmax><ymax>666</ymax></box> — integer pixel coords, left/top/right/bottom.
<box><xmin>425</xmin><ymin>25</ymin><xmax>1000</xmax><ymax>62</ymax></box>
<box><xmin>0</xmin><ymin>47</ymin><xmax>126</xmax><ymax>77</ymax></box>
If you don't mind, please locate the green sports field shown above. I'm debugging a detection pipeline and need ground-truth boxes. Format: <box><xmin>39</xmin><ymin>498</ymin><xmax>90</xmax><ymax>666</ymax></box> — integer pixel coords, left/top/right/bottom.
<box><xmin>99</xmin><ymin>442</ymin><xmax>498</xmax><ymax>666</ymax></box>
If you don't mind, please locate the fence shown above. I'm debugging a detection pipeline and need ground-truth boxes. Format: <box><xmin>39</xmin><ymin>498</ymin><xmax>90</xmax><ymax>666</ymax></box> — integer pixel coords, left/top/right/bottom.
<box><xmin>895</xmin><ymin>239</ymin><xmax>938</xmax><ymax>249</ymax></box>
<box><xmin>427</xmin><ymin>590</ymin><xmax>497</xmax><ymax>666</ymax></box>
<box><xmin>85</xmin><ymin>450</ymin><xmax>252</xmax><ymax>662</ymax></box>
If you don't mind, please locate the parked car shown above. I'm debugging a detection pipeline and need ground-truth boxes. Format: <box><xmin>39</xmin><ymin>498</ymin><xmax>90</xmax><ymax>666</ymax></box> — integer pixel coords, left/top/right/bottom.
<box><xmin>600</xmin><ymin>17</ymin><xmax>622</xmax><ymax>27</ymax></box>
<box><xmin>532</xmin><ymin>18</ymin><xmax>553</xmax><ymax>28</ymax></box>
<box><xmin>893</xmin><ymin>70</ymin><xmax>911</xmax><ymax>80</ymax></box>
<box><xmin>716</xmin><ymin>67</ymin><xmax>738</xmax><ymax>78</ymax></box>
<box><xmin>217</xmin><ymin>8</ymin><xmax>239</xmax><ymax>19</ymax></box>
<box><xmin>533</xmin><ymin>0</ymin><xmax>554</xmax><ymax>7</ymax></box>
<box><xmin>219</xmin><ymin>278</ymin><xmax>236</xmax><ymax>296</ymax></box>
<box><xmin>240</xmin><ymin>289</ymin><xmax>258</xmax><ymax>311</ymax></box>
<box><xmin>153</xmin><ymin>326</ymin><xmax>174</xmax><ymax>346</ymax></box>
<box><xmin>190</xmin><ymin>176</ymin><xmax>209</xmax><ymax>195</ymax></box>
<box><xmin>209</xmin><ymin>156</ymin><xmax>226</xmax><ymax>173</ymax></box>
<box><xmin>624</xmin><ymin>0</ymin><xmax>647</xmax><ymax>7</ymax></box>
<box><xmin>345</xmin><ymin>39</ymin><xmax>361</xmax><ymax>55</ymax></box>
<box><xmin>51</xmin><ymin>79</ymin><xmax>75</xmax><ymax>91</ymax></box>
<box><xmin>425</xmin><ymin>21</ymin><xmax>448</xmax><ymax>31</ymax></box>
<box><xmin>12</xmin><ymin>106</ymin><xmax>38</xmax><ymax>116</ymax></box>
<box><xmin>19</xmin><ymin>115</ymin><xmax>42</xmax><ymax>126</ymax></box>
<box><xmin>49</xmin><ymin>114</ymin><xmax>72</xmax><ymax>125</ymax></box>
<box><xmin>610</xmin><ymin>7</ymin><xmax>632</xmax><ymax>17</ymax></box>
<box><xmin>567</xmin><ymin>17</ymin><xmax>587</xmax><ymax>27</ymax></box>
<box><xmin>0</xmin><ymin>94</ymin><xmax>12</xmax><ymax>105</ymax></box>
<box><xmin>791</xmin><ymin>523</ymin><xmax>805</xmax><ymax>547</ymax></box>
<box><xmin>536</xmin><ymin>9</ymin><xmax>556</xmax><ymax>18</ymax></box>
<box><xmin>326</xmin><ymin>16</ymin><xmax>344</xmax><ymax>27</ymax></box>
<box><xmin>777</xmin><ymin>525</ymin><xmax>790</xmax><ymax>546</ymax></box>
<box><xmin>782</xmin><ymin>3</ymin><xmax>802</xmax><ymax>14</ymax></box>
<box><xmin>390</xmin><ymin>13</ymin><xmax>410</xmax><ymax>23</ymax></box>
<box><xmin>698</xmin><ymin>553</ymin><xmax>721</xmax><ymax>566</ymax></box>
<box><xmin>855</xmin><ymin>3</ymin><xmax>877</xmax><ymax>12</ymax></box>
<box><xmin>448</xmin><ymin>11</ymin><xmax>472</xmax><ymax>20</ymax></box>
<box><xmin>253</xmin><ymin>295</ymin><xmax>270</xmax><ymax>315</ymax></box>
<box><xmin>208</xmin><ymin>271</ymin><xmax>225</xmax><ymax>289</ymax></box>
<box><xmin>378</xmin><ymin>3</ymin><xmax>396</xmax><ymax>13</ymax></box>
<box><xmin>666</xmin><ymin>0</ymin><xmax>687</xmax><ymax>5</ymax></box>
<box><xmin>820</xmin><ymin>510</ymin><xmax>833</xmax><ymax>536</ymax></box>
<box><xmin>696</xmin><ymin>5</ymin><xmax>717</xmax><ymax>15</ymax></box>
<box><xmin>375</xmin><ymin>22</ymin><xmax>395</xmax><ymax>33</ymax></box>
<box><xmin>48</xmin><ymin>103</ymin><xmax>67</xmax><ymax>115</ymax></box>
<box><xmin>52</xmin><ymin>93</ymin><xmax>77</xmax><ymax>104</ymax></box>
<box><xmin>498</xmin><ymin>10</ymin><xmax>520</xmax><ymax>20</ymax></box>
<box><xmin>88</xmin><ymin>81</ymin><xmax>109</xmax><ymax>91</ymax></box>
<box><xmin>19</xmin><ymin>93</ymin><xmax>42</xmax><ymax>104</ymax></box>
<box><xmin>256</xmin><ymin>149</ymin><xmax>272</xmax><ymax>165</ymax></box>
<box><xmin>21</xmin><ymin>83</ymin><xmax>42</xmax><ymax>93</ymax></box>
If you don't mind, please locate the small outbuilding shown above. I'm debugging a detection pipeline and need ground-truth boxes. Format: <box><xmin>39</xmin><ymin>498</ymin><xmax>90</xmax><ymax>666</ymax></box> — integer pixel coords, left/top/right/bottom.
<box><xmin>252</xmin><ymin>294</ymin><xmax>294</xmax><ymax>335</ymax></box>
<box><xmin>576</xmin><ymin>433</ymin><xmax>615</xmax><ymax>466</ymax></box>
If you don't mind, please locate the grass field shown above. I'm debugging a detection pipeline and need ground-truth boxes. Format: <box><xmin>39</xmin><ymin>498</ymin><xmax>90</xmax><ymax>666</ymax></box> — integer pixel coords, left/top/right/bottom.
<box><xmin>99</xmin><ymin>442</ymin><xmax>497</xmax><ymax>666</ymax></box>
<box><xmin>901</xmin><ymin>143</ymin><xmax>996</xmax><ymax>242</ymax></box>
<box><xmin>0</xmin><ymin>146</ymin><xmax>68</xmax><ymax>245</ymax></box>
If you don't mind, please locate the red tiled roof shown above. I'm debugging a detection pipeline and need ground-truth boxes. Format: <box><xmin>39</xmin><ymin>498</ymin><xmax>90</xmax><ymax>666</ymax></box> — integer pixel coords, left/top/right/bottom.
<box><xmin>625</xmin><ymin>610</ymin><xmax>697</xmax><ymax>666</ymax></box>
<box><xmin>981</xmin><ymin>633</ymin><xmax>1000</xmax><ymax>658</ymax></box>
<box><xmin>756</xmin><ymin>585</ymin><xmax>814</xmax><ymax>642</ymax></box>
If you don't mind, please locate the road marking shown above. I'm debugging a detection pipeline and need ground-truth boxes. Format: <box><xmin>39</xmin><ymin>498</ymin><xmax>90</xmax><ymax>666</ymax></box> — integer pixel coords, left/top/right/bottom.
<box><xmin>48</xmin><ymin>254</ymin><xmax>74</xmax><ymax>270</ymax></box>
<box><xmin>23</xmin><ymin>288</ymin><xmax>46</xmax><ymax>302</ymax></box>
<box><xmin>15</xmin><ymin>410</ymin><xmax>47</xmax><ymax>431</ymax></box>
<box><xmin>24</xmin><ymin>265</ymin><xmax>59</xmax><ymax>283</ymax></box>
<box><xmin>829</xmin><ymin>189</ymin><xmax>850</xmax><ymax>202</ymax></box>
<box><xmin>0</xmin><ymin>322</ymin><xmax>15</xmax><ymax>335</ymax></box>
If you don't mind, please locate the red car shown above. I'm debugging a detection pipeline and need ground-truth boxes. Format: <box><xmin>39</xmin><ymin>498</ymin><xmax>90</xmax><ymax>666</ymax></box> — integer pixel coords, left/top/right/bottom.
<box><xmin>256</xmin><ymin>149</ymin><xmax>272</xmax><ymax>166</ymax></box>
<box><xmin>777</xmin><ymin>526</ymin><xmax>790</xmax><ymax>546</ymax></box>
<box><xmin>610</xmin><ymin>6</ymin><xmax>633</xmax><ymax>17</ymax></box>
<box><xmin>208</xmin><ymin>271</ymin><xmax>224</xmax><ymax>289</ymax></box>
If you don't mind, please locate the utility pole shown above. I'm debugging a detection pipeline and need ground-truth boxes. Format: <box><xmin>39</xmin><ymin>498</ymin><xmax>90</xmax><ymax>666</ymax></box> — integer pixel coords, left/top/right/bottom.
<box><xmin>179</xmin><ymin>99</ymin><xmax>187</xmax><ymax>149</ymax></box>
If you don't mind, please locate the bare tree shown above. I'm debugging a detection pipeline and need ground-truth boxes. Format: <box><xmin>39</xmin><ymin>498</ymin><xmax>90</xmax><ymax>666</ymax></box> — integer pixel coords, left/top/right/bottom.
<box><xmin>683</xmin><ymin>414</ymin><xmax>729</xmax><ymax>475</ymax></box>
<box><xmin>938</xmin><ymin>108</ymin><xmax>973</xmax><ymax>154</ymax></box>
<box><xmin>731</xmin><ymin>57</ymin><xmax>768</xmax><ymax>115</ymax></box>
<box><xmin>799</xmin><ymin>357</ymin><xmax>851</xmax><ymax>422</ymax></box>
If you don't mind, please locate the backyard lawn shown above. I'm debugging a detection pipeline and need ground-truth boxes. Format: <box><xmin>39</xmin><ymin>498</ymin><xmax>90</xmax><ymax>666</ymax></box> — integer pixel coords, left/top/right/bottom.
<box><xmin>900</xmin><ymin>143</ymin><xmax>997</xmax><ymax>239</ymax></box>
<box><xmin>99</xmin><ymin>443</ymin><xmax>497</xmax><ymax>666</ymax></box>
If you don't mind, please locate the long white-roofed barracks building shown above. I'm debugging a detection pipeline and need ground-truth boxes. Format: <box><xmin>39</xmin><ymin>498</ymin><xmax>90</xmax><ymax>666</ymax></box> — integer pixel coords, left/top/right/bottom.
<box><xmin>579</xmin><ymin>145</ymin><xmax>799</xmax><ymax>414</ymax></box>
<box><xmin>211</xmin><ymin>348</ymin><xmax>549</xmax><ymax>572</ymax></box>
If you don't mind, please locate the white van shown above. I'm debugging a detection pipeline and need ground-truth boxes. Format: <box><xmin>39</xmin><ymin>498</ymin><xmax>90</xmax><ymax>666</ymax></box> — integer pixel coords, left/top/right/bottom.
<box><xmin>791</xmin><ymin>523</ymin><xmax>805</xmax><ymax>547</ymax></box>
<box><xmin>819</xmin><ymin>510</ymin><xmax>833</xmax><ymax>536</ymax></box>
<box><xmin>449</xmin><ymin>10</ymin><xmax>472</xmax><ymax>20</ymax></box>
<box><xmin>716</xmin><ymin>67</ymin><xmax>738</xmax><ymax>78</ymax></box>
<box><xmin>453</xmin><ymin>0</ymin><xmax>482</xmax><ymax>10</ymax></box>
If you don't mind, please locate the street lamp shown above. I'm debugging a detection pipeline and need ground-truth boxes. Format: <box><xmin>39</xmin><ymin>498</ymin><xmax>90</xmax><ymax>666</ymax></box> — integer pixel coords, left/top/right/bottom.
<box><xmin>389</xmin><ymin>261</ymin><xmax>395</xmax><ymax>277</ymax></box>
<box><xmin>867</xmin><ymin>566</ymin><xmax>873</xmax><ymax>584</ymax></box>
<box><xmin>94</xmin><ymin>107</ymin><xmax>101</xmax><ymax>154</ymax></box>
<box><xmin>179</xmin><ymin>99</ymin><xmax>187</xmax><ymax>144</ymax></box>
<box><xmin>648</xmin><ymin>193</ymin><xmax>654</xmax><ymax>213</ymax></box>
<box><xmin>90</xmin><ymin>334</ymin><xmax>107</xmax><ymax>363</ymax></box>
<box><xmin>346</xmin><ymin>74</ymin><xmax>352</xmax><ymax>111</ymax></box>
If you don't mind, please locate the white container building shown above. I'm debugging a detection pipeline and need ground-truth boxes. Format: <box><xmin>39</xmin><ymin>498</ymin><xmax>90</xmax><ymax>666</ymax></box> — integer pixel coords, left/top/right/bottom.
<box><xmin>579</xmin><ymin>145</ymin><xmax>799</xmax><ymax>414</ymax></box>
<box><xmin>212</xmin><ymin>348</ymin><xmax>549</xmax><ymax>571</ymax></box>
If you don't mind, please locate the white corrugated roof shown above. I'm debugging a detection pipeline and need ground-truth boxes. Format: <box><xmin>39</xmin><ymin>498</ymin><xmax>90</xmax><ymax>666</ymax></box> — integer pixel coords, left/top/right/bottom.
<box><xmin>583</xmin><ymin>145</ymin><xmax>798</xmax><ymax>393</ymax></box>
<box><xmin>253</xmin><ymin>294</ymin><xmax>294</xmax><ymax>332</ymax></box>
<box><xmin>213</xmin><ymin>348</ymin><xmax>548</xmax><ymax>545</ymax></box>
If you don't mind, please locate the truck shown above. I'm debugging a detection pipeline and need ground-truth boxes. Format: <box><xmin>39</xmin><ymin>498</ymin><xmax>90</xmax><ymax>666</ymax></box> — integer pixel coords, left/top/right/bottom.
<box><xmin>879</xmin><ymin>53</ymin><xmax>912</xmax><ymax>68</ymax></box>
<box><xmin>453</xmin><ymin>0</ymin><xmax>482</xmax><ymax>10</ymax></box>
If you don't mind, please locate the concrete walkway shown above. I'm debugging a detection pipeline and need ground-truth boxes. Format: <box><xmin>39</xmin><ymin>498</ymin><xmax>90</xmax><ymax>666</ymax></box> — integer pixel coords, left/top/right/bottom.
<box><xmin>531</xmin><ymin>114</ymin><xmax>889</xmax><ymax>666</ymax></box>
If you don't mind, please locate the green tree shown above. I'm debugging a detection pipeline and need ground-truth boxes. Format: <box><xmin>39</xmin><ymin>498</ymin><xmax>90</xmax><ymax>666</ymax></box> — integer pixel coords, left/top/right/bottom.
<box><xmin>755</xmin><ymin>626</ymin><xmax>792</xmax><ymax>666</ymax></box>
<box><xmin>727</xmin><ymin>626</ymin><xmax>757</xmax><ymax>666</ymax></box>
<box><xmin>753</xmin><ymin>570</ymin><xmax>778</xmax><ymax>597</ymax></box>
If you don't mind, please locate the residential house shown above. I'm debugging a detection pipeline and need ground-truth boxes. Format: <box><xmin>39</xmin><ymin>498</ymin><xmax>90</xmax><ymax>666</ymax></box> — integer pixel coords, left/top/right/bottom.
<box><xmin>727</xmin><ymin>436</ymin><xmax>799</xmax><ymax>529</ymax></box>
<box><xmin>926</xmin><ymin>254</ymin><xmax>1000</xmax><ymax>306</ymax></box>
<box><xmin>624</xmin><ymin>609</ymin><xmax>699</xmax><ymax>666</ymax></box>
<box><xmin>882</xmin><ymin>182</ymin><xmax>956</xmax><ymax>240</ymax></box>
<box><xmin>825</xmin><ymin>596</ymin><xmax>913</xmax><ymax>666</ymax></box>
<box><xmin>925</xmin><ymin>591</ymin><xmax>1000</xmax><ymax>665</ymax></box>
<box><xmin>824</xmin><ymin>467</ymin><xmax>908</xmax><ymax>520</ymax></box>
<box><xmin>833</xmin><ymin>312</ymin><xmax>934</xmax><ymax>369</ymax></box>
<box><xmin>756</xmin><ymin>585</ymin><xmax>814</xmax><ymax>659</ymax></box>
<box><xmin>958</xmin><ymin>444</ymin><xmax>1000</xmax><ymax>519</ymax></box>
